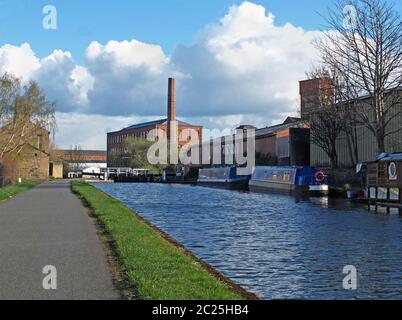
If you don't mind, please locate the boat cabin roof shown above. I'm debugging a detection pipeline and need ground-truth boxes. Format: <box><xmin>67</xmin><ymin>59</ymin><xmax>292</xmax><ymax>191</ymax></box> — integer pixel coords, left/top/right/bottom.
<box><xmin>253</xmin><ymin>166</ymin><xmax>317</xmax><ymax>173</ymax></box>
<box><xmin>365</xmin><ymin>152</ymin><xmax>402</xmax><ymax>164</ymax></box>
<box><xmin>199</xmin><ymin>166</ymin><xmax>239</xmax><ymax>180</ymax></box>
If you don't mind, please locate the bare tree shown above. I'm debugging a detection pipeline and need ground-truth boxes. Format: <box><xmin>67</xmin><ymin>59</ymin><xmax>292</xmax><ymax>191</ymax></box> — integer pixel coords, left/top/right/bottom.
<box><xmin>68</xmin><ymin>145</ymin><xmax>85</xmax><ymax>172</ymax></box>
<box><xmin>316</xmin><ymin>0</ymin><xmax>402</xmax><ymax>153</ymax></box>
<box><xmin>0</xmin><ymin>73</ymin><xmax>56</xmax><ymax>158</ymax></box>
<box><xmin>306</xmin><ymin>67</ymin><xmax>349</xmax><ymax>168</ymax></box>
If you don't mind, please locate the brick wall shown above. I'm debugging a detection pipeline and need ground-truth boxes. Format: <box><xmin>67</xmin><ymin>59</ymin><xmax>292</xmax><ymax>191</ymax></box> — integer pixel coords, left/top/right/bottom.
<box><xmin>0</xmin><ymin>157</ymin><xmax>15</xmax><ymax>187</ymax></box>
<box><xmin>107</xmin><ymin>123</ymin><xmax>203</xmax><ymax>167</ymax></box>
<box><xmin>14</xmin><ymin>146</ymin><xmax>49</xmax><ymax>181</ymax></box>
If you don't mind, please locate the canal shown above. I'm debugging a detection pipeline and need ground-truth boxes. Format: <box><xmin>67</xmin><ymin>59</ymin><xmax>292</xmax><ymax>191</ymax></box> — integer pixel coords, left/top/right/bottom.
<box><xmin>95</xmin><ymin>183</ymin><xmax>402</xmax><ymax>299</ymax></box>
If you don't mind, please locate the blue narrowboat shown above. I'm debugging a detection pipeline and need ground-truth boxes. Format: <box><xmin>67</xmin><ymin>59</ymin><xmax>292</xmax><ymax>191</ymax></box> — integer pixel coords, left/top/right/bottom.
<box><xmin>197</xmin><ymin>167</ymin><xmax>250</xmax><ymax>190</ymax></box>
<box><xmin>249</xmin><ymin>166</ymin><xmax>329</xmax><ymax>196</ymax></box>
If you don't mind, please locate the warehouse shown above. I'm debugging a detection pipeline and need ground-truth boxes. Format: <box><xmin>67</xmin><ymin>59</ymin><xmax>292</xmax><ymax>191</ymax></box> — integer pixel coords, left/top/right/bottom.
<box><xmin>195</xmin><ymin>117</ymin><xmax>310</xmax><ymax>168</ymax></box>
<box><xmin>302</xmin><ymin>78</ymin><xmax>402</xmax><ymax>168</ymax></box>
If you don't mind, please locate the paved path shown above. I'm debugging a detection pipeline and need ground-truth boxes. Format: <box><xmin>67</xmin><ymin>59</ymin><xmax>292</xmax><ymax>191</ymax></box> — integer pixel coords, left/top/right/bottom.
<box><xmin>0</xmin><ymin>181</ymin><xmax>120</xmax><ymax>300</ymax></box>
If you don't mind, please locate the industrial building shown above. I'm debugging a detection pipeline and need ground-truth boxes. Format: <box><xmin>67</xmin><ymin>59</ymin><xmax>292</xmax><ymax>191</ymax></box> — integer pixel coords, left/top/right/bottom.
<box><xmin>58</xmin><ymin>149</ymin><xmax>107</xmax><ymax>178</ymax></box>
<box><xmin>107</xmin><ymin>78</ymin><xmax>203</xmax><ymax>167</ymax></box>
<box><xmin>197</xmin><ymin>77</ymin><xmax>401</xmax><ymax>170</ymax></box>
<box><xmin>194</xmin><ymin>117</ymin><xmax>310</xmax><ymax>168</ymax></box>
<box><xmin>254</xmin><ymin>117</ymin><xmax>310</xmax><ymax>166</ymax></box>
<box><xmin>104</xmin><ymin>76</ymin><xmax>401</xmax><ymax>172</ymax></box>
<box><xmin>302</xmin><ymin>78</ymin><xmax>402</xmax><ymax>168</ymax></box>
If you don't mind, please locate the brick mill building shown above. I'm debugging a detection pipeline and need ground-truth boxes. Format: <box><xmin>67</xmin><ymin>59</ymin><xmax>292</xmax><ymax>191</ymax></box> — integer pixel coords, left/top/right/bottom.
<box><xmin>107</xmin><ymin>78</ymin><xmax>203</xmax><ymax>167</ymax></box>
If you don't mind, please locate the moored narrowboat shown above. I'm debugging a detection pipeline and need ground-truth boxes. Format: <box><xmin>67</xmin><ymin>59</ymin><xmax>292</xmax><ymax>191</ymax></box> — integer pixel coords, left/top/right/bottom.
<box><xmin>197</xmin><ymin>167</ymin><xmax>250</xmax><ymax>190</ymax></box>
<box><xmin>249</xmin><ymin>166</ymin><xmax>329</xmax><ymax>196</ymax></box>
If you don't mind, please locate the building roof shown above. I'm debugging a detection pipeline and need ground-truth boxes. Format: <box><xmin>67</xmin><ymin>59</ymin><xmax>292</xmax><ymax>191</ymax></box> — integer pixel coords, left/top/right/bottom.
<box><xmin>109</xmin><ymin>118</ymin><xmax>201</xmax><ymax>134</ymax></box>
<box><xmin>202</xmin><ymin>117</ymin><xmax>306</xmax><ymax>147</ymax></box>
<box><xmin>365</xmin><ymin>152</ymin><xmax>402</xmax><ymax>163</ymax></box>
<box><xmin>124</xmin><ymin>119</ymin><xmax>167</xmax><ymax>130</ymax></box>
<box><xmin>378</xmin><ymin>152</ymin><xmax>402</xmax><ymax>162</ymax></box>
<box><xmin>62</xmin><ymin>150</ymin><xmax>107</xmax><ymax>157</ymax></box>
<box><xmin>255</xmin><ymin>117</ymin><xmax>305</xmax><ymax>138</ymax></box>
<box><xmin>283</xmin><ymin>117</ymin><xmax>302</xmax><ymax>124</ymax></box>
<box><xmin>60</xmin><ymin>150</ymin><xmax>107</xmax><ymax>163</ymax></box>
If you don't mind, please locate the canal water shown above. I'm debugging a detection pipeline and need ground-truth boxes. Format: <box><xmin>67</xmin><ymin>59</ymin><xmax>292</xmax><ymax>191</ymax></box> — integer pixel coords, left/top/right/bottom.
<box><xmin>95</xmin><ymin>183</ymin><xmax>402</xmax><ymax>300</ymax></box>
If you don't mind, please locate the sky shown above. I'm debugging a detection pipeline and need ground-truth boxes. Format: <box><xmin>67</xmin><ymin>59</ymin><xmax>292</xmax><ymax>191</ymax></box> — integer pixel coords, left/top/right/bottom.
<box><xmin>0</xmin><ymin>0</ymin><xmax>401</xmax><ymax>149</ymax></box>
<box><xmin>0</xmin><ymin>0</ymin><xmax>335</xmax><ymax>59</ymax></box>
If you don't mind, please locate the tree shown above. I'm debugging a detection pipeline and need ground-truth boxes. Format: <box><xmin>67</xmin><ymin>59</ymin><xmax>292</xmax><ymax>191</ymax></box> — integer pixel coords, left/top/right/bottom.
<box><xmin>107</xmin><ymin>149</ymin><xmax>121</xmax><ymax>167</ymax></box>
<box><xmin>305</xmin><ymin>67</ymin><xmax>348</xmax><ymax>169</ymax></box>
<box><xmin>316</xmin><ymin>0</ymin><xmax>402</xmax><ymax>153</ymax></box>
<box><xmin>125</xmin><ymin>138</ymin><xmax>155</xmax><ymax>169</ymax></box>
<box><xmin>0</xmin><ymin>73</ymin><xmax>56</xmax><ymax>159</ymax></box>
<box><xmin>125</xmin><ymin>137</ymin><xmax>167</xmax><ymax>172</ymax></box>
<box><xmin>68</xmin><ymin>145</ymin><xmax>85</xmax><ymax>172</ymax></box>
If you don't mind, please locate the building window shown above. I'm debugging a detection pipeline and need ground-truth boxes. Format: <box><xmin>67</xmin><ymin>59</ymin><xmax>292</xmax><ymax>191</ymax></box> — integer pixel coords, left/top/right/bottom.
<box><xmin>378</xmin><ymin>187</ymin><xmax>387</xmax><ymax>200</ymax></box>
<box><xmin>37</xmin><ymin>135</ymin><xmax>43</xmax><ymax>150</ymax></box>
<box><xmin>369</xmin><ymin>187</ymin><xmax>377</xmax><ymax>199</ymax></box>
<box><xmin>390</xmin><ymin>188</ymin><xmax>399</xmax><ymax>201</ymax></box>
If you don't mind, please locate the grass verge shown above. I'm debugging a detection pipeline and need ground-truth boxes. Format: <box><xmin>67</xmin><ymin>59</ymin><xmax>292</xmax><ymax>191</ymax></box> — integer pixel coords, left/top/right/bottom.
<box><xmin>0</xmin><ymin>180</ymin><xmax>41</xmax><ymax>202</ymax></box>
<box><xmin>72</xmin><ymin>180</ymin><xmax>250</xmax><ymax>300</ymax></box>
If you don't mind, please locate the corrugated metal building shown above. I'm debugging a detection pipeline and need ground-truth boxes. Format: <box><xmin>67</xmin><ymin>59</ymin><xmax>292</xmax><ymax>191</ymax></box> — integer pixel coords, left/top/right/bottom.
<box><xmin>194</xmin><ymin>117</ymin><xmax>310</xmax><ymax>167</ymax></box>
<box><xmin>302</xmin><ymin>79</ymin><xmax>402</xmax><ymax>168</ymax></box>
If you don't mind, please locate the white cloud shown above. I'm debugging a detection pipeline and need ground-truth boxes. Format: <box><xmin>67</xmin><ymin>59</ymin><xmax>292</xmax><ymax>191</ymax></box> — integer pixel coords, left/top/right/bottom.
<box><xmin>86</xmin><ymin>40</ymin><xmax>168</xmax><ymax>70</ymax></box>
<box><xmin>33</xmin><ymin>50</ymin><xmax>91</xmax><ymax>112</ymax></box>
<box><xmin>69</xmin><ymin>65</ymin><xmax>95</xmax><ymax>107</ymax></box>
<box><xmin>0</xmin><ymin>1</ymin><xmax>321</xmax><ymax>149</ymax></box>
<box><xmin>84</xmin><ymin>39</ymin><xmax>173</xmax><ymax>117</ymax></box>
<box><xmin>171</xmin><ymin>1</ymin><xmax>321</xmax><ymax>118</ymax></box>
<box><xmin>55</xmin><ymin>112</ymin><xmax>156</xmax><ymax>149</ymax></box>
<box><xmin>0</xmin><ymin>43</ymin><xmax>39</xmax><ymax>79</ymax></box>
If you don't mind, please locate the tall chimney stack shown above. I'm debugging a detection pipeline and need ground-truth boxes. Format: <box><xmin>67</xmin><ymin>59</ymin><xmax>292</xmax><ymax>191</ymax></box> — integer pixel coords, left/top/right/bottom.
<box><xmin>167</xmin><ymin>78</ymin><xmax>176</xmax><ymax>122</ymax></box>
<box><xmin>167</xmin><ymin>78</ymin><xmax>178</xmax><ymax>156</ymax></box>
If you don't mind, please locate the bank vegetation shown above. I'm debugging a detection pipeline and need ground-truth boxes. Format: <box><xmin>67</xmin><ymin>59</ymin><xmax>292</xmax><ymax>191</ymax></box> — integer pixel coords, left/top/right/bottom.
<box><xmin>72</xmin><ymin>181</ymin><xmax>253</xmax><ymax>300</ymax></box>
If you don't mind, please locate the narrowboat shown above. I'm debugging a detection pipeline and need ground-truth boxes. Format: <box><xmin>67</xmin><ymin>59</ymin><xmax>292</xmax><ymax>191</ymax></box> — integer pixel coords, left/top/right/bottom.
<box><xmin>249</xmin><ymin>166</ymin><xmax>329</xmax><ymax>196</ymax></box>
<box><xmin>197</xmin><ymin>167</ymin><xmax>250</xmax><ymax>190</ymax></box>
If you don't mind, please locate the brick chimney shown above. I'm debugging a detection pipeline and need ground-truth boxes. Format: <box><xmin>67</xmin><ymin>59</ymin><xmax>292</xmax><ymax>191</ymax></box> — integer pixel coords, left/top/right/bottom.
<box><xmin>167</xmin><ymin>78</ymin><xmax>178</xmax><ymax>153</ymax></box>
<box><xmin>167</xmin><ymin>78</ymin><xmax>176</xmax><ymax>122</ymax></box>
<box><xmin>300</xmin><ymin>78</ymin><xmax>334</xmax><ymax>119</ymax></box>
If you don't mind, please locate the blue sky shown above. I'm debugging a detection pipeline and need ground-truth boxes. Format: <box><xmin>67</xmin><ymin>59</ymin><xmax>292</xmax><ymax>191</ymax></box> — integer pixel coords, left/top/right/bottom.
<box><xmin>0</xmin><ymin>0</ymin><xmax>362</xmax><ymax>61</ymax></box>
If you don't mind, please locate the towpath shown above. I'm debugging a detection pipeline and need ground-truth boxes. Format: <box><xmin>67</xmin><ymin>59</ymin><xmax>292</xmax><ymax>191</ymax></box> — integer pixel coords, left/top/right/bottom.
<box><xmin>0</xmin><ymin>180</ymin><xmax>120</xmax><ymax>300</ymax></box>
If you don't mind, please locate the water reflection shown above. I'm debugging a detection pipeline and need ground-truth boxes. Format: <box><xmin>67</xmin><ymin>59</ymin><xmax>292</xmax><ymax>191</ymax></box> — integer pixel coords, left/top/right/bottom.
<box><xmin>95</xmin><ymin>183</ymin><xmax>402</xmax><ymax>300</ymax></box>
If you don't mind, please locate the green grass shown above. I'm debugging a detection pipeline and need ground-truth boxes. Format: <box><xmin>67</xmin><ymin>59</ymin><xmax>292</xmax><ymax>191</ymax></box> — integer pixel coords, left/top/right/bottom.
<box><xmin>0</xmin><ymin>180</ymin><xmax>41</xmax><ymax>202</ymax></box>
<box><xmin>72</xmin><ymin>181</ymin><xmax>243</xmax><ymax>300</ymax></box>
